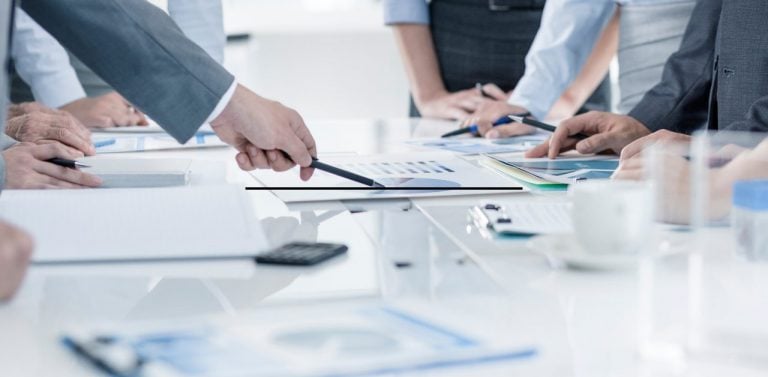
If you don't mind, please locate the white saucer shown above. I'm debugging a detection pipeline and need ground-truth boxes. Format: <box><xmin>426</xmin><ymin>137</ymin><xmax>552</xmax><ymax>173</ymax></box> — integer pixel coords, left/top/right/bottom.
<box><xmin>527</xmin><ymin>234</ymin><xmax>640</xmax><ymax>271</ymax></box>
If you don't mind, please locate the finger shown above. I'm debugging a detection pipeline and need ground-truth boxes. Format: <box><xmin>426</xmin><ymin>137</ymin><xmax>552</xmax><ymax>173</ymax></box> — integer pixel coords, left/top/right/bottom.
<box><xmin>62</xmin><ymin>113</ymin><xmax>92</xmax><ymax>140</ymax></box>
<box><xmin>486</xmin><ymin>124</ymin><xmax>536</xmax><ymax>139</ymax></box>
<box><xmin>135</xmin><ymin>110</ymin><xmax>149</xmax><ymax>126</ymax></box>
<box><xmin>236</xmin><ymin>152</ymin><xmax>256</xmax><ymax>171</ymax></box>
<box><xmin>445</xmin><ymin>107</ymin><xmax>471</xmax><ymax>121</ymax></box>
<box><xmin>548</xmin><ymin>122</ymin><xmax>589</xmax><ymax>159</ymax></box>
<box><xmin>475</xmin><ymin>119</ymin><xmax>494</xmax><ymax>135</ymax></box>
<box><xmin>34</xmin><ymin>161</ymin><xmax>101</xmax><ymax>187</ymax></box>
<box><xmin>611</xmin><ymin>165</ymin><xmax>644</xmax><ymax>181</ymax></box>
<box><xmin>525</xmin><ymin>139</ymin><xmax>552</xmax><ymax>158</ymax></box>
<box><xmin>482</xmin><ymin>83</ymin><xmax>508</xmax><ymax>101</ymax></box>
<box><xmin>299</xmin><ymin>166</ymin><xmax>315</xmax><ymax>181</ymax></box>
<box><xmin>620</xmin><ymin>137</ymin><xmax>651</xmax><ymax>161</ymax></box>
<box><xmin>247</xmin><ymin>145</ymin><xmax>270</xmax><ymax>169</ymax></box>
<box><xmin>277</xmin><ymin>130</ymin><xmax>312</xmax><ymax>169</ymax></box>
<box><xmin>31</xmin><ymin>142</ymin><xmax>85</xmax><ymax>160</ymax></box>
<box><xmin>46</xmin><ymin>127</ymin><xmax>95</xmax><ymax>155</ymax></box>
<box><xmin>575</xmin><ymin>132</ymin><xmax>619</xmax><ymax>155</ymax></box>
<box><xmin>291</xmin><ymin>115</ymin><xmax>317</xmax><ymax>159</ymax></box>
<box><xmin>267</xmin><ymin>150</ymin><xmax>297</xmax><ymax>172</ymax></box>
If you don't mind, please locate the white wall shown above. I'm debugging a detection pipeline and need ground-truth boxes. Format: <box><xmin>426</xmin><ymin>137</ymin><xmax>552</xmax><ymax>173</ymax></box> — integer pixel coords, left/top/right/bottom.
<box><xmin>221</xmin><ymin>0</ymin><xmax>411</xmax><ymax>120</ymax></box>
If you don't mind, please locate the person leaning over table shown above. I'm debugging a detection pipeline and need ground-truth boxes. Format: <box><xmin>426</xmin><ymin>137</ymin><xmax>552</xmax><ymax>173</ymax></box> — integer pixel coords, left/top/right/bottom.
<box><xmin>383</xmin><ymin>0</ymin><xmax>612</xmax><ymax>124</ymax></box>
<box><xmin>469</xmin><ymin>0</ymin><xmax>696</xmax><ymax>139</ymax></box>
<box><xmin>10</xmin><ymin>0</ymin><xmax>226</xmax><ymax>129</ymax></box>
<box><xmin>1</xmin><ymin>0</ymin><xmax>318</xmax><ymax>194</ymax></box>
<box><xmin>526</xmin><ymin>0</ymin><xmax>767</xmax><ymax>161</ymax></box>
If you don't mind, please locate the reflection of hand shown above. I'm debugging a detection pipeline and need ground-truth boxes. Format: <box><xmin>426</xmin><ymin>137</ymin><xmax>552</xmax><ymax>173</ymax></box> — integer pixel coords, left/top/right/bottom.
<box><xmin>6</xmin><ymin>111</ymin><xmax>95</xmax><ymax>156</ymax></box>
<box><xmin>417</xmin><ymin>84</ymin><xmax>506</xmax><ymax>120</ymax></box>
<box><xmin>526</xmin><ymin>112</ymin><xmax>650</xmax><ymax>159</ymax></box>
<box><xmin>60</xmin><ymin>92</ymin><xmax>148</xmax><ymax>128</ymax></box>
<box><xmin>0</xmin><ymin>221</ymin><xmax>33</xmax><ymax>301</ymax></box>
<box><xmin>2</xmin><ymin>142</ymin><xmax>102</xmax><ymax>189</ymax></box>
<box><xmin>211</xmin><ymin>85</ymin><xmax>317</xmax><ymax>180</ymax></box>
<box><xmin>619</xmin><ymin>129</ymin><xmax>691</xmax><ymax>161</ymax></box>
<box><xmin>461</xmin><ymin>101</ymin><xmax>534</xmax><ymax>139</ymax></box>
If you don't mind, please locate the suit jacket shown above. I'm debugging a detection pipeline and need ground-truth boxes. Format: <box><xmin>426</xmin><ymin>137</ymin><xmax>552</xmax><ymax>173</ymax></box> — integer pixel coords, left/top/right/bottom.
<box><xmin>20</xmin><ymin>0</ymin><xmax>234</xmax><ymax>143</ymax></box>
<box><xmin>629</xmin><ymin>0</ymin><xmax>768</xmax><ymax>133</ymax></box>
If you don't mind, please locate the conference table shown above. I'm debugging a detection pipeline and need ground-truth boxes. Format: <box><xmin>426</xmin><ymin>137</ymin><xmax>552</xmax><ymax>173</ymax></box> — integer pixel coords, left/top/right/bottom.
<box><xmin>0</xmin><ymin>118</ymin><xmax>764</xmax><ymax>376</ymax></box>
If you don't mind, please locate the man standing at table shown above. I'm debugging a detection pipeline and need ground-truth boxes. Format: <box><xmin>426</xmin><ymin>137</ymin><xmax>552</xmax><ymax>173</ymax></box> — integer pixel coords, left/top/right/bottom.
<box><xmin>527</xmin><ymin>0</ymin><xmax>768</xmax><ymax>160</ymax></box>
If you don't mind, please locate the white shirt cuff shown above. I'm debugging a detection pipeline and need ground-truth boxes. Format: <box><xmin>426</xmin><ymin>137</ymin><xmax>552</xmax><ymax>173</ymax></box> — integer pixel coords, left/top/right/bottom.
<box><xmin>508</xmin><ymin>77</ymin><xmax>563</xmax><ymax>121</ymax></box>
<box><xmin>205</xmin><ymin>80</ymin><xmax>237</xmax><ymax>126</ymax></box>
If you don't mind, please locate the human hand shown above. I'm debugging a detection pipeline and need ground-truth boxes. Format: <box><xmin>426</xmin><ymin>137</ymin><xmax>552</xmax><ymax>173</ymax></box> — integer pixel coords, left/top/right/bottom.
<box><xmin>60</xmin><ymin>92</ymin><xmax>148</xmax><ymax>128</ymax></box>
<box><xmin>417</xmin><ymin>84</ymin><xmax>506</xmax><ymax>120</ymax></box>
<box><xmin>7</xmin><ymin>101</ymin><xmax>56</xmax><ymax>119</ymax></box>
<box><xmin>525</xmin><ymin>111</ymin><xmax>651</xmax><ymax>159</ymax></box>
<box><xmin>6</xmin><ymin>111</ymin><xmax>95</xmax><ymax>156</ymax></box>
<box><xmin>0</xmin><ymin>221</ymin><xmax>33</xmax><ymax>301</ymax></box>
<box><xmin>619</xmin><ymin>129</ymin><xmax>691</xmax><ymax>161</ymax></box>
<box><xmin>210</xmin><ymin>85</ymin><xmax>317</xmax><ymax>180</ymax></box>
<box><xmin>2</xmin><ymin>142</ymin><xmax>102</xmax><ymax>189</ymax></box>
<box><xmin>460</xmin><ymin>101</ymin><xmax>535</xmax><ymax>139</ymax></box>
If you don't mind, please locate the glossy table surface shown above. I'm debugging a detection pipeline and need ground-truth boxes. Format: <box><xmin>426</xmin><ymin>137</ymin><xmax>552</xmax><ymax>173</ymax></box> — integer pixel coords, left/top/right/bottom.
<box><xmin>1</xmin><ymin>118</ymin><xmax>765</xmax><ymax>376</ymax></box>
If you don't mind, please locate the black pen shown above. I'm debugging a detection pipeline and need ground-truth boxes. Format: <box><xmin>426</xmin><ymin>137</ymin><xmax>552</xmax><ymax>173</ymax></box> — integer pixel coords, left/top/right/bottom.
<box><xmin>506</xmin><ymin>115</ymin><xmax>590</xmax><ymax>140</ymax></box>
<box><xmin>310</xmin><ymin>158</ymin><xmax>386</xmax><ymax>188</ymax></box>
<box><xmin>47</xmin><ymin>158</ymin><xmax>90</xmax><ymax>169</ymax></box>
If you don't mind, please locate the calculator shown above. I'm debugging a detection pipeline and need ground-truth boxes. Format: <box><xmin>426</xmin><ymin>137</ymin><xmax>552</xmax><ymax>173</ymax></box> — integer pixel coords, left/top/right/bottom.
<box><xmin>254</xmin><ymin>242</ymin><xmax>348</xmax><ymax>266</ymax></box>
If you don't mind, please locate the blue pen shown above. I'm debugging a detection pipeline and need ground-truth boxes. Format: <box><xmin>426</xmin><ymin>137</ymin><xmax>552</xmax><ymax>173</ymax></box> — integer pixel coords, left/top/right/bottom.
<box><xmin>440</xmin><ymin>113</ymin><xmax>528</xmax><ymax>138</ymax></box>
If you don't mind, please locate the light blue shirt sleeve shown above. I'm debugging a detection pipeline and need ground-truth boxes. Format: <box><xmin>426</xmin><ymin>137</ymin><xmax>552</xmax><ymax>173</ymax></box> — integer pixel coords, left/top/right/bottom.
<box><xmin>508</xmin><ymin>0</ymin><xmax>616</xmax><ymax>120</ymax></box>
<box><xmin>168</xmin><ymin>0</ymin><xmax>226</xmax><ymax>64</ymax></box>
<box><xmin>383</xmin><ymin>0</ymin><xmax>430</xmax><ymax>25</ymax></box>
<box><xmin>12</xmin><ymin>9</ymin><xmax>86</xmax><ymax>108</ymax></box>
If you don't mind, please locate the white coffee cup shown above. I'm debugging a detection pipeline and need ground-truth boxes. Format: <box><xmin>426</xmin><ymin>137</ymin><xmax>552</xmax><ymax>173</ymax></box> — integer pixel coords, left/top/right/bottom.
<box><xmin>569</xmin><ymin>180</ymin><xmax>653</xmax><ymax>254</ymax></box>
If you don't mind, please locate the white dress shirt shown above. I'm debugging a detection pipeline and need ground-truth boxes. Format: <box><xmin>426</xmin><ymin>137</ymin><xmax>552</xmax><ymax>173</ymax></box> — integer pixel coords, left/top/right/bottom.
<box><xmin>12</xmin><ymin>0</ymin><xmax>228</xmax><ymax>120</ymax></box>
<box><xmin>508</xmin><ymin>0</ymin><xmax>693</xmax><ymax>120</ymax></box>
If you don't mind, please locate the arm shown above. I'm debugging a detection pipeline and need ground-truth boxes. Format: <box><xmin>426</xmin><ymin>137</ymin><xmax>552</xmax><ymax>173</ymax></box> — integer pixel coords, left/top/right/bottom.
<box><xmin>509</xmin><ymin>0</ymin><xmax>617</xmax><ymax>120</ymax></box>
<box><xmin>386</xmin><ymin>0</ymin><xmax>493</xmax><ymax>119</ymax></box>
<box><xmin>719</xmin><ymin>96</ymin><xmax>768</xmax><ymax>132</ymax></box>
<box><xmin>21</xmin><ymin>0</ymin><xmax>234</xmax><ymax>143</ymax></box>
<box><xmin>548</xmin><ymin>8</ymin><xmax>619</xmax><ymax>120</ymax></box>
<box><xmin>627</xmin><ymin>0</ymin><xmax>722</xmax><ymax>133</ymax></box>
<box><xmin>168</xmin><ymin>0</ymin><xmax>225</xmax><ymax>64</ymax></box>
<box><xmin>11</xmin><ymin>9</ymin><xmax>86</xmax><ymax>109</ymax></box>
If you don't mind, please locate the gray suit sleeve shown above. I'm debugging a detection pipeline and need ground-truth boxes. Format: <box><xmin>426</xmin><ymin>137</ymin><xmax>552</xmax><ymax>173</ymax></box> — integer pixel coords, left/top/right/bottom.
<box><xmin>20</xmin><ymin>0</ymin><xmax>235</xmax><ymax>143</ymax></box>
<box><xmin>628</xmin><ymin>0</ymin><xmax>722</xmax><ymax>134</ymax></box>
<box><xmin>721</xmin><ymin>96</ymin><xmax>768</xmax><ymax>132</ymax></box>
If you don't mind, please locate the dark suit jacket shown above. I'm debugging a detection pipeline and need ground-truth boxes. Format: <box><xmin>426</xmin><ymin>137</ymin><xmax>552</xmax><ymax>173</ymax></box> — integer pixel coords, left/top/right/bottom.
<box><xmin>629</xmin><ymin>0</ymin><xmax>768</xmax><ymax>133</ymax></box>
<box><xmin>20</xmin><ymin>0</ymin><xmax>235</xmax><ymax>143</ymax></box>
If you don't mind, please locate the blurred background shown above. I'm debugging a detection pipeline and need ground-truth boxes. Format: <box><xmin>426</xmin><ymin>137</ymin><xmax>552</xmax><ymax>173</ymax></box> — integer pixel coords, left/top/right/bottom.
<box><xmin>214</xmin><ymin>0</ymin><xmax>410</xmax><ymax>120</ymax></box>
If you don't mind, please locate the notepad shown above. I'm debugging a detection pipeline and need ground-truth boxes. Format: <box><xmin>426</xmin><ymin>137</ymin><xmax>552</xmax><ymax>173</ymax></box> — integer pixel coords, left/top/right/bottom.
<box><xmin>470</xmin><ymin>201</ymin><xmax>573</xmax><ymax>235</ymax></box>
<box><xmin>482</xmin><ymin>155</ymin><xmax>619</xmax><ymax>187</ymax></box>
<box><xmin>79</xmin><ymin>158</ymin><xmax>192</xmax><ymax>188</ymax></box>
<box><xmin>0</xmin><ymin>185</ymin><xmax>268</xmax><ymax>263</ymax></box>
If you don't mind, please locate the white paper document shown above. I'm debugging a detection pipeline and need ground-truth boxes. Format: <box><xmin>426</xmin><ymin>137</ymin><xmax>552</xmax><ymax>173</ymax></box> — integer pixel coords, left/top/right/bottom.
<box><xmin>63</xmin><ymin>301</ymin><xmax>537</xmax><ymax>377</ymax></box>
<box><xmin>80</xmin><ymin>158</ymin><xmax>192</xmax><ymax>188</ymax></box>
<box><xmin>407</xmin><ymin>132</ymin><xmax>549</xmax><ymax>155</ymax></box>
<box><xmin>94</xmin><ymin>119</ymin><xmax>214</xmax><ymax>134</ymax></box>
<box><xmin>470</xmin><ymin>201</ymin><xmax>573</xmax><ymax>235</ymax></box>
<box><xmin>0</xmin><ymin>185</ymin><xmax>268</xmax><ymax>263</ymax></box>
<box><xmin>251</xmin><ymin>152</ymin><xmax>524</xmax><ymax>203</ymax></box>
<box><xmin>92</xmin><ymin>131</ymin><xmax>226</xmax><ymax>153</ymax></box>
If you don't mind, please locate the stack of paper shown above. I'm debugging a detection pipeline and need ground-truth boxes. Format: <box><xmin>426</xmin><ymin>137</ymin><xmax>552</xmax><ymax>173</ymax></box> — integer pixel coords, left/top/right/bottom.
<box><xmin>0</xmin><ymin>185</ymin><xmax>267</xmax><ymax>263</ymax></box>
<box><xmin>80</xmin><ymin>158</ymin><xmax>192</xmax><ymax>188</ymax></box>
<box><xmin>92</xmin><ymin>131</ymin><xmax>226</xmax><ymax>154</ymax></box>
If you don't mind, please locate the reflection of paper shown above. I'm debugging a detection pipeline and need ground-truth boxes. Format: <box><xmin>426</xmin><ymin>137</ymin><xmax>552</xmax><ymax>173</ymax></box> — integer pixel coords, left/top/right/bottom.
<box><xmin>252</xmin><ymin>152</ymin><xmax>524</xmax><ymax>203</ymax></box>
<box><xmin>93</xmin><ymin>131</ymin><xmax>226</xmax><ymax>153</ymax></box>
<box><xmin>471</xmin><ymin>202</ymin><xmax>572</xmax><ymax>235</ymax></box>
<box><xmin>407</xmin><ymin>133</ymin><xmax>548</xmax><ymax>155</ymax></box>
<box><xmin>0</xmin><ymin>185</ymin><xmax>267</xmax><ymax>263</ymax></box>
<box><xmin>63</xmin><ymin>302</ymin><xmax>536</xmax><ymax>377</ymax></box>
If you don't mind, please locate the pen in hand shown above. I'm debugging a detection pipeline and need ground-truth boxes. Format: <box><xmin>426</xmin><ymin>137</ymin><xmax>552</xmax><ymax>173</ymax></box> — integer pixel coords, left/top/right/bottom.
<box><xmin>46</xmin><ymin>158</ymin><xmax>90</xmax><ymax>169</ymax></box>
